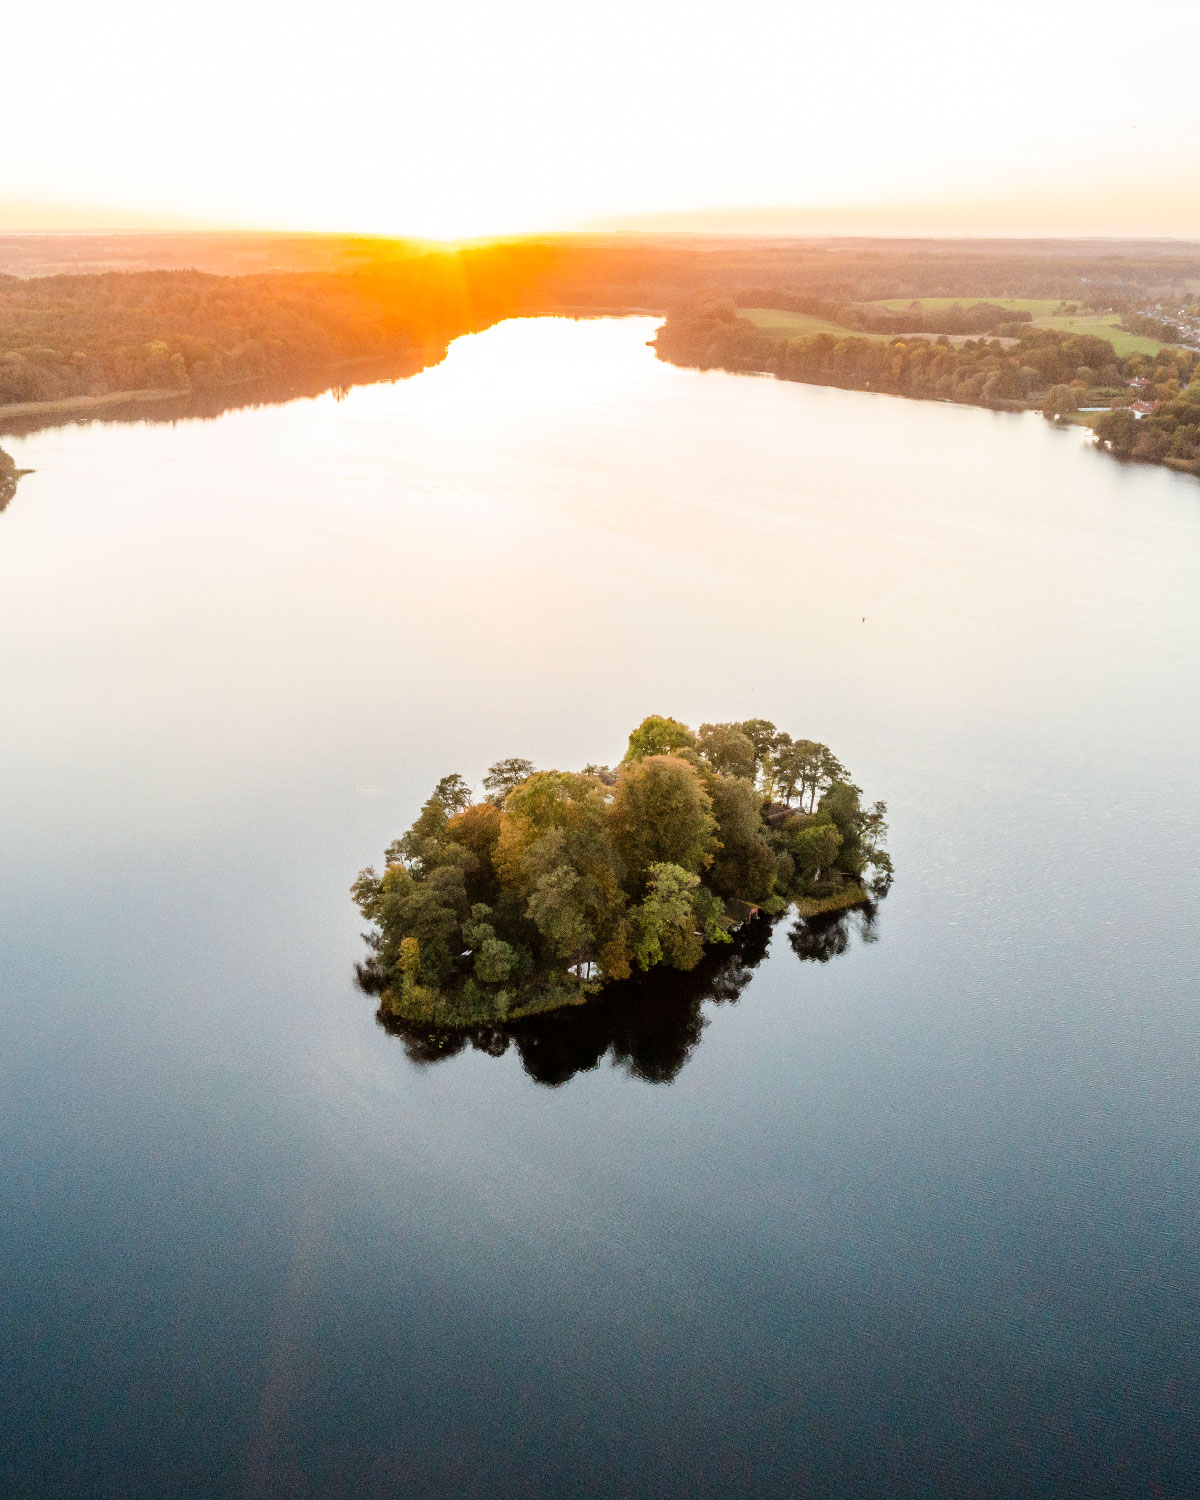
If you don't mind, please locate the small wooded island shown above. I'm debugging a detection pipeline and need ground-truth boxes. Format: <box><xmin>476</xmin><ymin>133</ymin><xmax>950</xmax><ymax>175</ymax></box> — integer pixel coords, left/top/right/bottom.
<box><xmin>353</xmin><ymin>715</ymin><xmax>891</xmax><ymax>1027</ymax></box>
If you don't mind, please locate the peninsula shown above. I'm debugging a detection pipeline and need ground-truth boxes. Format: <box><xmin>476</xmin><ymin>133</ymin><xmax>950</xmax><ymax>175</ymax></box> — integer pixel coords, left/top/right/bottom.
<box><xmin>653</xmin><ymin>292</ymin><xmax>1200</xmax><ymax>479</ymax></box>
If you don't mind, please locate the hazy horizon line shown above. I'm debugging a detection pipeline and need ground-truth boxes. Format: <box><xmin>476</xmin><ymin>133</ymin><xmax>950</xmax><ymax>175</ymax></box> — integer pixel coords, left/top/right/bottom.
<box><xmin>3</xmin><ymin>224</ymin><xmax>1200</xmax><ymax>250</ymax></box>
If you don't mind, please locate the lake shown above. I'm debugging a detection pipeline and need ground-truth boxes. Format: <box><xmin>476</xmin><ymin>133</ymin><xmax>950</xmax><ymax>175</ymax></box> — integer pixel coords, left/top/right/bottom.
<box><xmin>1</xmin><ymin>316</ymin><xmax>1197</xmax><ymax>1498</ymax></box>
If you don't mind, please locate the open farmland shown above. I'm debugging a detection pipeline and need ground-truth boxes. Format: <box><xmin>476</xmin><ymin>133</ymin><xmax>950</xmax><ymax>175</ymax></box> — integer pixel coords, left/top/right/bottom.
<box><xmin>872</xmin><ymin>296</ymin><xmax>1069</xmax><ymax>317</ymax></box>
<box><xmin>742</xmin><ymin>308</ymin><xmax>1015</xmax><ymax>347</ymax></box>
<box><xmin>871</xmin><ymin>297</ymin><xmax>1177</xmax><ymax>356</ymax></box>
<box><xmin>1029</xmin><ymin>315</ymin><xmax>1167</xmax><ymax>358</ymax></box>
<box><xmin>741</xmin><ymin>308</ymin><xmax>867</xmax><ymax>338</ymax></box>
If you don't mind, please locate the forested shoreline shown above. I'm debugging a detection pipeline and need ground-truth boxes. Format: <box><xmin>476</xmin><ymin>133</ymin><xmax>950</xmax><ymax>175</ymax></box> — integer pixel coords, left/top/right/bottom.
<box><xmin>4</xmin><ymin>235</ymin><xmax>1200</xmax><ymax>428</ymax></box>
<box><xmin>0</xmin><ymin>263</ymin><xmax>515</xmax><ymax>410</ymax></box>
<box><xmin>653</xmin><ymin>293</ymin><xmax>1200</xmax><ymax>479</ymax></box>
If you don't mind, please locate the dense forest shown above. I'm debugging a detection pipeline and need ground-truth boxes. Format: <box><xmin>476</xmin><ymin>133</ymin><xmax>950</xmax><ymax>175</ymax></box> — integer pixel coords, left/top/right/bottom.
<box><xmin>1094</xmin><ymin>400</ymin><xmax>1200</xmax><ymax>469</ymax></box>
<box><xmin>653</xmin><ymin>294</ymin><xmax>1200</xmax><ymax>478</ymax></box>
<box><xmin>4</xmin><ymin>234</ymin><xmax>1200</xmax><ymax>417</ymax></box>
<box><xmin>0</xmin><ymin>254</ymin><xmax>545</xmax><ymax>406</ymax></box>
<box><xmin>352</xmin><ymin>714</ymin><xmax>891</xmax><ymax>1029</ymax></box>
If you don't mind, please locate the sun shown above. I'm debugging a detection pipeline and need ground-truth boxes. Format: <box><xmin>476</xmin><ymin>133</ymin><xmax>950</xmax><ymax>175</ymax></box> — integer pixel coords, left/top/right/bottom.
<box><xmin>403</xmin><ymin>210</ymin><xmax>513</xmax><ymax>244</ymax></box>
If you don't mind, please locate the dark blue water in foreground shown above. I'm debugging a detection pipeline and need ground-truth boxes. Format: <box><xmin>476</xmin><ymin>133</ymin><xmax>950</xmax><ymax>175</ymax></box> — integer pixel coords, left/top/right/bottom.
<box><xmin>1</xmin><ymin>319</ymin><xmax>1197</xmax><ymax>1497</ymax></box>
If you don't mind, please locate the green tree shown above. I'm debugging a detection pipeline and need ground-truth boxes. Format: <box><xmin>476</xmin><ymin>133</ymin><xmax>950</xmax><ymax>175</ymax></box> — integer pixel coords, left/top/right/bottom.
<box><xmin>982</xmin><ymin>368</ymin><xmax>1021</xmax><ymax>404</ymax></box>
<box><xmin>483</xmin><ymin>756</ymin><xmax>536</xmax><ymax>804</ymax></box>
<box><xmin>705</xmin><ymin>772</ymin><xmax>776</xmax><ymax>900</ymax></box>
<box><xmin>1096</xmin><ymin>408</ymin><xmax>1138</xmax><ymax>458</ymax></box>
<box><xmin>350</xmin><ymin>865</ymin><xmax>384</xmax><ymax>922</ymax></box>
<box><xmin>770</xmin><ymin>737</ymin><xmax>834</xmax><ymax>809</ymax></box>
<box><xmin>609</xmin><ymin>756</ymin><xmax>717</xmax><ymax>890</ymax></box>
<box><xmin>784</xmin><ymin>821</ymin><xmax>843</xmax><ymax>888</ymax></box>
<box><xmin>1043</xmin><ymin>383</ymin><xmax>1077</xmax><ymax>418</ymax></box>
<box><xmin>474</xmin><ymin>936</ymin><xmax>517</xmax><ymax>985</ymax></box>
<box><xmin>495</xmin><ymin>773</ymin><xmax>629</xmax><ymax>981</ymax></box>
<box><xmin>494</xmin><ymin>772</ymin><xmax>611</xmax><ymax>885</ymax></box>
<box><xmin>526</xmin><ymin>857</ymin><xmax>596</xmax><ymax>976</ymax></box>
<box><xmin>770</xmin><ymin>738</ymin><xmax>850</xmax><ymax>812</ymax></box>
<box><xmin>630</xmin><ymin>863</ymin><xmax>705</xmax><ymax>972</ymax></box>
<box><xmin>444</xmin><ymin>801</ymin><xmax>502</xmax><ymax>863</ymax></box>
<box><xmin>388</xmin><ymin>790</ymin><xmax>450</xmax><ymax>870</ymax></box>
<box><xmin>768</xmin><ymin>734</ymin><xmax>801</xmax><ymax>804</ymax></box>
<box><xmin>624</xmin><ymin>715</ymin><xmax>696</xmax><ymax>761</ymax></box>
<box><xmin>376</xmin><ymin>864</ymin><xmax>469</xmax><ymax>988</ymax></box>
<box><xmin>433</xmin><ymin>773</ymin><xmax>473</xmax><ymax>814</ymax></box>
<box><xmin>737</xmin><ymin>719</ymin><xmax>779</xmax><ymax>779</ymax></box>
<box><xmin>696</xmin><ymin>723</ymin><xmax>756</xmax><ymax>780</ymax></box>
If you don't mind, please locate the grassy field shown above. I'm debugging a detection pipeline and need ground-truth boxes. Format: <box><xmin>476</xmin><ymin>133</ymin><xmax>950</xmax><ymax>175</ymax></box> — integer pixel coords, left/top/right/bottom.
<box><xmin>745</xmin><ymin>304</ymin><xmax>1172</xmax><ymax>357</ymax></box>
<box><xmin>742</xmin><ymin>308</ymin><xmax>867</xmax><ymax>339</ymax></box>
<box><xmin>872</xmin><ymin>296</ymin><xmax>1068</xmax><ymax>316</ymax></box>
<box><xmin>741</xmin><ymin>309</ymin><xmax>1015</xmax><ymax>347</ymax></box>
<box><xmin>1027</xmin><ymin>315</ymin><xmax>1165</xmax><ymax>358</ymax></box>
<box><xmin>870</xmin><ymin>297</ymin><xmax>1172</xmax><ymax>356</ymax></box>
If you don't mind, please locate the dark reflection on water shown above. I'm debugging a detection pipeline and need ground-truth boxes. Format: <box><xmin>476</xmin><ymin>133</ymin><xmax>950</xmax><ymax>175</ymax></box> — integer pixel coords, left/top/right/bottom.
<box><xmin>789</xmin><ymin>899</ymin><xmax>881</xmax><ymax>963</ymax></box>
<box><xmin>365</xmin><ymin>902</ymin><xmax>881</xmax><ymax>1086</ymax></box>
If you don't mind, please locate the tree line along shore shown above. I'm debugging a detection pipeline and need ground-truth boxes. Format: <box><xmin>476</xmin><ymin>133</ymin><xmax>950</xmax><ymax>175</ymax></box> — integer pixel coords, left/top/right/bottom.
<box><xmin>3</xmin><ymin>236</ymin><xmax>1199</xmax><ymax>425</ymax></box>
<box><xmin>653</xmin><ymin>293</ymin><xmax>1200</xmax><ymax>479</ymax></box>
<box><xmin>3</xmin><ymin>237</ymin><xmax>1198</xmax><ymax>477</ymax></box>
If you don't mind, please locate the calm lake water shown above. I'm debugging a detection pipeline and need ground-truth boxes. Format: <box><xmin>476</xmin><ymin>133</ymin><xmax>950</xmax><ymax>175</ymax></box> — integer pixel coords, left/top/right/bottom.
<box><xmin>1</xmin><ymin>317</ymin><xmax>1197</xmax><ymax>1498</ymax></box>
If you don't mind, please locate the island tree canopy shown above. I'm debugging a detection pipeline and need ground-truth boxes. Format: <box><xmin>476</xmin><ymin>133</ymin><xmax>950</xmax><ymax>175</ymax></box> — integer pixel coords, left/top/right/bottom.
<box><xmin>353</xmin><ymin>718</ymin><xmax>891</xmax><ymax>1026</ymax></box>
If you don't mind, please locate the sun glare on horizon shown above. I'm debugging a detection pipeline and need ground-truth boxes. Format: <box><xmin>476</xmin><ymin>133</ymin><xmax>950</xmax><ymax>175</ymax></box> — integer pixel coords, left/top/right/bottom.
<box><xmin>4</xmin><ymin>0</ymin><xmax>1200</xmax><ymax>239</ymax></box>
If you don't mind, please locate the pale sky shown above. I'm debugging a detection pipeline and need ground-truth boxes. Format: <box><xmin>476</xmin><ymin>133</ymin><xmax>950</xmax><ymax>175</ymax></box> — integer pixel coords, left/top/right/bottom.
<box><xmin>5</xmin><ymin>0</ymin><xmax>1199</xmax><ymax>239</ymax></box>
